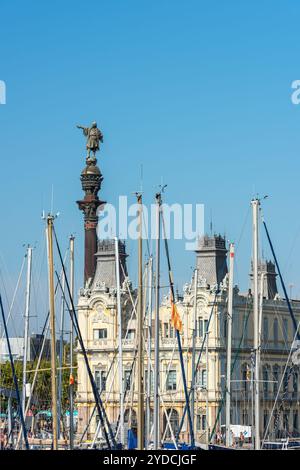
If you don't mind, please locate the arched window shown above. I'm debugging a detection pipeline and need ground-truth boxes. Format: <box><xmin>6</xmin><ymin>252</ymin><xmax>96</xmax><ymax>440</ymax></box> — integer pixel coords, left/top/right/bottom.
<box><xmin>163</xmin><ymin>409</ymin><xmax>179</xmax><ymax>439</ymax></box>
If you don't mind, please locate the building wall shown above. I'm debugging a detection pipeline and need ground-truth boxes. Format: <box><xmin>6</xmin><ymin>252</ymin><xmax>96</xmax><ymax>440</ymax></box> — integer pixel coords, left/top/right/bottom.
<box><xmin>76</xmin><ymin>274</ymin><xmax>300</xmax><ymax>444</ymax></box>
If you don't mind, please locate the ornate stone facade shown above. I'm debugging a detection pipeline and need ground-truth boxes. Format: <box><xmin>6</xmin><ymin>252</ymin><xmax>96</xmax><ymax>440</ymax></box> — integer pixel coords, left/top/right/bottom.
<box><xmin>76</xmin><ymin>233</ymin><xmax>300</xmax><ymax>443</ymax></box>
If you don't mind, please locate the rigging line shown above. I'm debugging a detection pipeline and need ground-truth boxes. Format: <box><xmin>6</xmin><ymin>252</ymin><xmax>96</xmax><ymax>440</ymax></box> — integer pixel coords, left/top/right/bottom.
<box><xmin>114</xmin><ymin>347</ymin><xmax>139</xmax><ymax>440</ymax></box>
<box><xmin>262</xmin><ymin>219</ymin><xmax>300</xmax><ymax>340</ymax></box>
<box><xmin>159</xmin><ymin>304</ymin><xmax>190</xmax><ymax>422</ymax></box>
<box><xmin>142</xmin><ymin>206</ymin><xmax>151</xmax><ymax>259</ymax></box>
<box><xmin>102</xmin><ymin>299</ymin><xmax>139</xmax><ymax>440</ymax></box>
<box><xmin>235</xmin><ymin>205</ymin><xmax>251</xmax><ymax>253</ymax></box>
<box><xmin>115</xmin><ymin>264</ymin><xmax>150</xmax><ymax>439</ymax></box>
<box><xmin>54</xmin><ymin>271</ymin><xmax>112</xmax><ymax>449</ymax></box>
<box><xmin>176</xmin><ymin>291</ymin><xmax>218</xmax><ymax>439</ymax></box>
<box><xmin>262</xmin><ymin>317</ymin><xmax>300</xmax><ymax>444</ymax></box>
<box><xmin>15</xmin><ymin>254</ymin><xmax>68</xmax><ymax>449</ymax></box>
<box><xmin>149</xmin><ymin>310</ymin><xmax>190</xmax><ymax>446</ymax></box>
<box><xmin>16</xmin><ymin>321</ymin><xmax>51</xmax><ymax>448</ymax></box>
<box><xmin>0</xmin><ymin>251</ymin><xmax>16</xmax><ymax>308</ymax></box>
<box><xmin>209</xmin><ymin>298</ymin><xmax>251</xmax><ymax>442</ymax></box>
<box><xmin>119</xmin><ymin>259</ymin><xmax>180</xmax><ymax>447</ymax></box>
<box><xmin>177</xmin><ymin>246</ymin><xmax>232</xmax><ymax>439</ymax></box>
<box><xmin>0</xmin><ymin>254</ymin><xmax>26</xmax><ymax>341</ymax></box>
<box><xmin>160</xmin><ymin>206</ymin><xmax>195</xmax><ymax>447</ymax></box>
<box><xmin>31</xmin><ymin>239</ymin><xmax>48</xmax><ymax>333</ymax></box>
<box><xmin>137</xmin><ymin>324</ymin><xmax>179</xmax><ymax>449</ymax></box>
<box><xmin>53</xmin><ymin>229</ymin><xmax>115</xmax><ymax>449</ymax></box>
<box><xmin>0</xmin><ymin>294</ymin><xmax>29</xmax><ymax>450</ymax></box>
<box><xmin>282</xmin><ymin>222</ymin><xmax>300</xmax><ymax>276</ymax></box>
<box><xmin>80</xmin><ymin>324</ymin><xmax>126</xmax><ymax>445</ymax></box>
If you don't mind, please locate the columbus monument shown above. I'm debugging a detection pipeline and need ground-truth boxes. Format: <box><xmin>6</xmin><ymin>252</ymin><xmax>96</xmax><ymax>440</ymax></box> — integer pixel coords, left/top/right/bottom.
<box><xmin>76</xmin><ymin>122</ymin><xmax>105</xmax><ymax>284</ymax></box>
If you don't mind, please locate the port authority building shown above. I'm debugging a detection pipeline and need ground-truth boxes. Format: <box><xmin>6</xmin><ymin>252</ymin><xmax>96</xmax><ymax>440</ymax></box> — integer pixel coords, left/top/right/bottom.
<box><xmin>75</xmin><ymin>158</ymin><xmax>300</xmax><ymax>444</ymax></box>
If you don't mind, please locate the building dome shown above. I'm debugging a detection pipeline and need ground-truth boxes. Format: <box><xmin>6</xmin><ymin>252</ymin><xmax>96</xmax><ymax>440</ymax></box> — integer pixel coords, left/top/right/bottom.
<box><xmin>81</xmin><ymin>163</ymin><xmax>101</xmax><ymax>176</ymax></box>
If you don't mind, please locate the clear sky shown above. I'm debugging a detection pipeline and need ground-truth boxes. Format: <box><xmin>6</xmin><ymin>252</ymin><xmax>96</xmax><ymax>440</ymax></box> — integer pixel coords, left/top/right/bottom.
<box><xmin>1</xmin><ymin>0</ymin><xmax>300</xmax><ymax>334</ymax></box>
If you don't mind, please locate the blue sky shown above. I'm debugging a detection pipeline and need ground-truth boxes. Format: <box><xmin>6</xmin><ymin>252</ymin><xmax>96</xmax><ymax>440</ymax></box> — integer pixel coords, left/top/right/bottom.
<box><xmin>1</xmin><ymin>0</ymin><xmax>300</xmax><ymax>333</ymax></box>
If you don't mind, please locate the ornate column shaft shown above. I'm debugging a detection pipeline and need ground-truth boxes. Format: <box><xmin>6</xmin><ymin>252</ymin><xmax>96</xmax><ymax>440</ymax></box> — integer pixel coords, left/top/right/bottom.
<box><xmin>77</xmin><ymin>159</ymin><xmax>105</xmax><ymax>284</ymax></box>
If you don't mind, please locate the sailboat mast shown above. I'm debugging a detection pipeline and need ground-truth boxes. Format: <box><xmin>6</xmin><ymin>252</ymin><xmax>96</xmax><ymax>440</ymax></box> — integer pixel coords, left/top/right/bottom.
<box><xmin>115</xmin><ymin>236</ymin><xmax>124</xmax><ymax>447</ymax></box>
<box><xmin>251</xmin><ymin>199</ymin><xmax>260</xmax><ymax>450</ymax></box>
<box><xmin>57</xmin><ymin>267</ymin><xmax>65</xmax><ymax>440</ymax></box>
<box><xmin>146</xmin><ymin>256</ymin><xmax>153</xmax><ymax>450</ymax></box>
<box><xmin>69</xmin><ymin>235</ymin><xmax>75</xmax><ymax>450</ymax></box>
<box><xmin>22</xmin><ymin>245</ymin><xmax>32</xmax><ymax>435</ymax></box>
<box><xmin>137</xmin><ymin>194</ymin><xmax>144</xmax><ymax>450</ymax></box>
<box><xmin>225</xmin><ymin>242</ymin><xmax>234</xmax><ymax>447</ymax></box>
<box><xmin>46</xmin><ymin>215</ymin><xmax>58</xmax><ymax>450</ymax></box>
<box><xmin>153</xmin><ymin>192</ymin><xmax>161</xmax><ymax>450</ymax></box>
<box><xmin>191</xmin><ymin>268</ymin><xmax>198</xmax><ymax>435</ymax></box>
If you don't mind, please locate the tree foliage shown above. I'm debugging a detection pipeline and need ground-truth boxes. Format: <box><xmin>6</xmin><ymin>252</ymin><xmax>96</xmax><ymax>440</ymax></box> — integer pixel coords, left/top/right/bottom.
<box><xmin>0</xmin><ymin>357</ymin><xmax>77</xmax><ymax>412</ymax></box>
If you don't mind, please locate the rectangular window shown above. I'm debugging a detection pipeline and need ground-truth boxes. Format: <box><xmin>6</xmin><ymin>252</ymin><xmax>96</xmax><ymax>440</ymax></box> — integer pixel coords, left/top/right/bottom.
<box><xmin>164</xmin><ymin>323</ymin><xmax>169</xmax><ymax>338</ymax></box>
<box><xmin>198</xmin><ymin>318</ymin><xmax>203</xmax><ymax>337</ymax></box>
<box><xmin>93</xmin><ymin>328</ymin><xmax>107</xmax><ymax>340</ymax></box>
<box><xmin>263</xmin><ymin>317</ymin><xmax>268</xmax><ymax>343</ymax></box>
<box><xmin>170</xmin><ymin>325</ymin><xmax>175</xmax><ymax>338</ymax></box>
<box><xmin>204</xmin><ymin>320</ymin><xmax>208</xmax><ymax>335</ymax></box>
<box><xmin>294</xmin><ymin>411</ymin><xmax>298</xmax><ymax>432</ymax></box>
<box><xmin>283</xmin><ymin>370</ymin><xmax>289</xmax><ymax>391</ymax></box>
<box><xmin>273</xmin><ymin>367</ymin><xmax>279</xmax><ymax>395</ymax></box>
<box><xmin>166</xmin><ymin>369</ymin><xmax>177</xmax><ymax>391</ymax></box>
<box><xmin>263</xmin><ymin>368</ymin><xmax>269</xmax><ymax>399</ymax></box>
<box><xmin>224</xmin><ymin>318</ymin><xmax>227</xmax><ymax>339</ymax></box>
<box><xmin>145</xmin><ymin>369</ymin><xmax>154</xmax><ymax>392</ymax></box>
<box><xmin>124</xmin><ymin>370</ymin><xmax>131</xmax><ymax>392</ymax></box>
<box><xmin>274</xmin><ymin>319</ymin><xmax>279</xmax><ymax>346</ymax></box>
<box><xmin>283</xmin><ymin>319</ymin><xmax>288</xmax><ymax>343</ymax></box>
<box><xmin>293</xmin><ymin>372</ymin><xmax>298</xmax><ymax>396</ymax></box>
<box><xmin>264</xmin><ymin>411</ymin><xmax>269</xmax><ymax>431</ymax></box>
<box><xmin>95</xmin><ymin>370</ymin><xmax>106</xmax><ymax>392</ymax></box>
<box><xmin>127</xmin><ymin>329</ymin><xmax>135</xmax><ymax>340</ymax></box>
<box><xmin>284</xmin><ymin>411</ymin><xmax>289</xmax><ymax>431</ymax></box>
<box><xmin>199</xmin><ymin>369</ymin><xmax>207</xmax><ymax>389</ymax></box>
<box><xmin>197</xmin><ymin>414</ymin><xmax>206</xmax><ymax>430</ymax></box>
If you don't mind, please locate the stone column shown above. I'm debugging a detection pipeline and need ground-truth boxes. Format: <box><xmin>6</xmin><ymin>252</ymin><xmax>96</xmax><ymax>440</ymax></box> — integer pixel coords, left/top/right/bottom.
<box><xmin>77</xmin><ymin>158</ymin><xmax>105</xmax><ymax>285</ymax></box>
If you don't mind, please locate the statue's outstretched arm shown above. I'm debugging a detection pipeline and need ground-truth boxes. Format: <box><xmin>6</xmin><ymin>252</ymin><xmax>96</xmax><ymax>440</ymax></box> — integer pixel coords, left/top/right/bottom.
<box><xmin>77</xmin><ymin>125</ymin><xmax>88</xmax><ymax>136</ymax></box>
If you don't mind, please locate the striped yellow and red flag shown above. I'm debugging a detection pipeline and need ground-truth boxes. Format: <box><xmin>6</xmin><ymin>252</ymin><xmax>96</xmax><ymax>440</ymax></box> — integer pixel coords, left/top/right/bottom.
<box><xmin>69</xmin><ymin>374</ymin><xmax>75</xmax><ymax>386</ymax></box>
<box><xmin>170</xmin><ymin>298</ymin><xmax>182</xmax><ymax>333</ymax></box>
